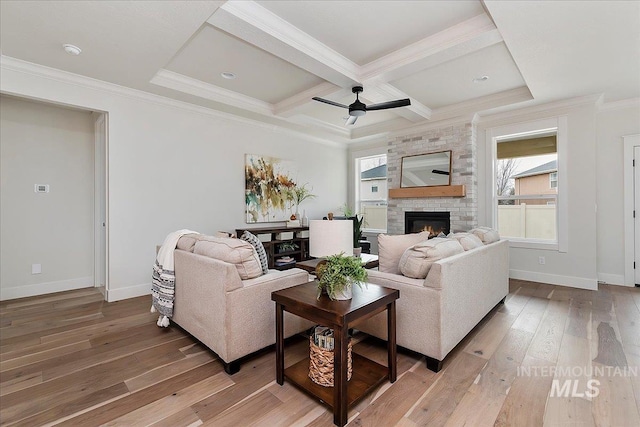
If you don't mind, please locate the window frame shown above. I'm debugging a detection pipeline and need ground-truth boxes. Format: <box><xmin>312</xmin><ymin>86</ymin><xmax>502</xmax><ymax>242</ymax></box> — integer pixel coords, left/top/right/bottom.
<box><xmin>355</xmin><ymin>154</ymin><xmax>388</xmax><ymax>233</ymax></box>
<box><xmin>549</xmin><ymin>171</ymin><xmax>558</xmax><ymax>189</ymax></box>
<box><xmin>486</xmin><ymin>117</ymin><xmax>568</xmax><ymax>252</ymax></box>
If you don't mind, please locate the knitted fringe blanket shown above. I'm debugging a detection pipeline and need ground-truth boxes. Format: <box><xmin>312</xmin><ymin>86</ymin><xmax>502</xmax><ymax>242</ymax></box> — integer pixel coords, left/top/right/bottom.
<box><xmin>151</xmin><ymin>229</ymin><xmax>199</xmax><ymax>327</ymax></box>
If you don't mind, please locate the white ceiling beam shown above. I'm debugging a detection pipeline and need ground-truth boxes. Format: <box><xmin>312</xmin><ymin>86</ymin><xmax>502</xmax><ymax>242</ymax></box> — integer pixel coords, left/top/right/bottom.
<box><xmin>208</xmin><ymin>1</ymin><xmax>360</xmax><ymax>87</ymax></box>
<box><xmin>274</xmin><ymin>82</ymin><xmax>341</xmax><ymax>117</ymax></box>
<box><xmin>360</xmin><ymin>14</ymin><xmax>503</xmax><ymax>83</ymax></box>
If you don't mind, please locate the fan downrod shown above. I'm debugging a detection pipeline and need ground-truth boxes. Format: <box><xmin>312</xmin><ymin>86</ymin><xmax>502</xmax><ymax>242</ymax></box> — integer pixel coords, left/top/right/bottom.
<box><xmin>352</xmin><ymin>86</ymin><xmax>363</xmax><ymax>95</ymax></box>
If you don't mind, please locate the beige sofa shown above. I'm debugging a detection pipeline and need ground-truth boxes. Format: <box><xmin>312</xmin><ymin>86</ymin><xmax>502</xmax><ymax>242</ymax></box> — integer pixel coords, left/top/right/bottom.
<box><xmin>171</xmin><ymin>235</ymin><xmax>313</xmax><ymax>374</ymax></box>
<box><xmin>357</xmin><ymin>236</ymin><xmax>509</xmax><ymax>372</ymax></box>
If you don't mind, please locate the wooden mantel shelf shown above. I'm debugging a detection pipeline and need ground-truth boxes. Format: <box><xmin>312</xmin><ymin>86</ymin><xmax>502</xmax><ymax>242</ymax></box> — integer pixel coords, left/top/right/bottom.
<box><xmin>388</xmin><ymin>185</ymin><xmax>466</xmax><ymax>198</ymax></box>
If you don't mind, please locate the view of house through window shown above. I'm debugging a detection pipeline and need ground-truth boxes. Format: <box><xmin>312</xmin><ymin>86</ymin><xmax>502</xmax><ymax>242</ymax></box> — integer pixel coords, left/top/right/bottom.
<box><xmin>357</xmin><ymin>155</ymin><xmax>387</xmax><ymax>232</ymax></box>
<box><xmin>496</xmin><ymin>131</ymin><xmax>558</xmax><ymax>242</ymax></box>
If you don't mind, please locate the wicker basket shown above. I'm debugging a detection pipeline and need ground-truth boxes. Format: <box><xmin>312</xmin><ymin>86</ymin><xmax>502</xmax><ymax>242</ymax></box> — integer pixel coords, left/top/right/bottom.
<box><xmin>308</xmin><ymin>336</ymin><xmax>352</xmax><ymax>387</ymax></box>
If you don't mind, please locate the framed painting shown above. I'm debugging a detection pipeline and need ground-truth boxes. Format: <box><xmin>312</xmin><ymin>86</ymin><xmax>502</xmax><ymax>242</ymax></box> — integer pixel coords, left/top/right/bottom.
<box><xmin>245</xmin><ymin>154</ymin><xmax>296</xmax><ymax>223</ymax></box>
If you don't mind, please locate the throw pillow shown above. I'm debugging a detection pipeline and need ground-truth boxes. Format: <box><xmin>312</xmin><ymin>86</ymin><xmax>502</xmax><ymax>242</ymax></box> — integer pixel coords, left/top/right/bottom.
<box><xmin>194</xmin><ymin>237</ymin><xmax>263</xmax><ymax>279</ymax></box>
<box><xmin>176</xmin><ymin>233</ymin><xmax>200</xmax><ymax>252</ymax></box>
<box><xmin>240</xmin><ymin>230</ymin><xmax>269</xmax><ymax>274</ymax></box>
<box><xmin>449</xmin><ymin>232</ymin><xmax>484</xmax><ymax>251</ymax></box>
<box><xmin>399</xmin><ymin>237</ymin><xmax>465</xmax><ymax>279</ymax></box>
<box><xmin>470</xmin><ymin>226</ymin><xmax>500</xmax><ymax>244</ymax></box>
<box><xmin>378</xmin><ymin>231</ymin><xmax>431</xmax><ymax>274</ymax></box>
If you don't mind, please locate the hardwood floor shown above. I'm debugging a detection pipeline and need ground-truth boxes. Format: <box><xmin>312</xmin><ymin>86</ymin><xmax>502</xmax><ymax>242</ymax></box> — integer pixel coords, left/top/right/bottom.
<box><xmin>1</xmin><ymin>280</ymin><xmax>639</xmax><ymax>426</ymax></box>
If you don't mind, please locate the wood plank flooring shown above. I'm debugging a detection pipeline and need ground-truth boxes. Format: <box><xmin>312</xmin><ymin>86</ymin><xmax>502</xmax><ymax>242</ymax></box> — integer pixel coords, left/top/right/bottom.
<box><xmin>1</xmin><ymin>280</ymin><xmax>639</xmax><ymax>426</ymax></box>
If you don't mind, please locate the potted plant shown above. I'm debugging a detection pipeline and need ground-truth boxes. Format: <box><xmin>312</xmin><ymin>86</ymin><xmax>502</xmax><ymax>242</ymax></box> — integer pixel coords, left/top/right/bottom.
<box><xmin>288</xmin><ymin>183</ymin><xmax>316</xmax><ymax>220</ymax></box>
<box><xmin>341</xmin><ymin>205</ymin><xmax>365</xmax><ymax>256</ymax></box>
<box><xmin>316</xmin><ymin>253</ymin><xmax>368</xmax><ymax>300</ymax></box>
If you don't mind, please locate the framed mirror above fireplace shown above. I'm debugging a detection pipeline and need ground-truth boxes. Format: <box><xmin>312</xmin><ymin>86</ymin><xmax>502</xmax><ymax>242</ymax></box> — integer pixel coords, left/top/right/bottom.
<box><xmin>400</xmin><ymin>150</ymin><xmax>452</xmax><ymax>188</ymax></box>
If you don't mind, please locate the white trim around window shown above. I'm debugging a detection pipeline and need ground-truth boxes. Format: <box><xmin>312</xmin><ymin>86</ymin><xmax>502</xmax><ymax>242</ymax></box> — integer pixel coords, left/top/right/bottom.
<box><xmin>486</xmin><ymin>116</ymin><xmax>568</xmax><ymax>252</ymax></box>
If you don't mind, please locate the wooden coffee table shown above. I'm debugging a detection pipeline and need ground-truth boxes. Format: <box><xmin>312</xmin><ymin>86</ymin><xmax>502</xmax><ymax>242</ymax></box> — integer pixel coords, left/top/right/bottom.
<box><xmin>296</xmin><ymin>254</ymin><xmax>379</xmax><ymax>274</ymax></box>
<box><xmin>272</xmin><ymin>281</ymin><xmax>398</xmax><ymax>427</ymax></box>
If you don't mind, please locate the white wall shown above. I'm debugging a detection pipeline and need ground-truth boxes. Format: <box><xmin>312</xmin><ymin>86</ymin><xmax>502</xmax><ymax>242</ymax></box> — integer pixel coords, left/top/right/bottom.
<box><xmin>478</xmin><ymin>102</ymin><xmax>599</xmax><ymax>289</ymax></box>
<box><xmin>1</xmin><ymin>62</ymin><xmax>347</xmax><ymax>301</ymax></box>
<box><xmin>596</xmin><ymin>102</ymin><xmax>640</xmax><ymax>285</ymax></box>
<box><xmin>0</xmin><ymin>95</ymin><xmax>95</xmax><ymax>299</ymax></box>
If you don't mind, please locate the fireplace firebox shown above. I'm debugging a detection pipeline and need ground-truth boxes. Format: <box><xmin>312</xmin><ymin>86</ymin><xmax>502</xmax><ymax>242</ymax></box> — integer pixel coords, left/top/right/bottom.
<box><xmin>405</xmin><ymin>211</ymin><xmax>450</xmax><ymax>237</ymax></box>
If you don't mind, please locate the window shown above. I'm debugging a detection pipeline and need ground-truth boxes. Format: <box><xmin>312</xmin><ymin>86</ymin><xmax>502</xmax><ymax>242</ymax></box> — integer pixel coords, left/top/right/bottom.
<box><xmin>495</xmin><ymin>130</ymin><xmax>559</xmax><ymax>244</ymax></box>
<box><xmin>356</xmin><ymin>154</ymin><xmax>387</xmax><ymax>232</ymax></box>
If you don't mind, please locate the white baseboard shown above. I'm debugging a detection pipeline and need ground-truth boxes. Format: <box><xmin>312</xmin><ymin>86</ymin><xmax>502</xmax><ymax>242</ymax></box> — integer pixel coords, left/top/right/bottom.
<box><xmin>107</xmin><ymin>282</ymin><xmax>151</xmax><ymax>302</ymax></box>
<box><xmin>509</xmin><ymin>269</ymin><xmax>598</xmax><ymax>290</ymax></box>
<box><xmin>597</xmin><ymin>273</ymin><xmax>626</xmax><ymax>286</ymax></box>
<box><xmin>0</xmin><ymin>276</ymin><xmax>94</xmax><ymax>300</ymax></box>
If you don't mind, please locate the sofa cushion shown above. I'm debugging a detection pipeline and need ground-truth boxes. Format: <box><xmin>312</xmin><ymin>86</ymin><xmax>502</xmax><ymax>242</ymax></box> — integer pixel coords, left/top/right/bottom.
<box><xmin>399</xmin><ymin>237</ymin><xmax>465</xmax><ymax>279</ymax></box>
<box><xmin>378</xmin><ymin>231</ymin><xmax>431</xmax><ymax>274</ymax></box>
<box><xmin>176</xmin><ymin>233</ymin><xmax>200</xmax><ymax>252</ymax></box>
<box><xmin>194</xmin><ymin>237</ymin><xmax>263</xmax><ymax>280</ymax></box>
<box><xmin>240</xmin><ymin>230</ymin><xmax>269</xmax><ymax>274</ymax></box>
<box><xmin>470</xmin><ymin>226</ymin><xmax>500</xmax><ymax>244</ymax></box>
<box><xmin>449</xmin><ymin>232</ymin><xmax>484</xmax><ymax>251</ymax></box>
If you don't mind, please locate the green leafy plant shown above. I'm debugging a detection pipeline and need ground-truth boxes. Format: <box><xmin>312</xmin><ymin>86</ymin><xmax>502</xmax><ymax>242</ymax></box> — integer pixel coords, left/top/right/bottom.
<box><xmin>340</xmin><ymin>204</ymin><xmax>364</xmax><ymax>247</ymax></box>
<box><xmin>316</xmin><ymin>253</ymin><xmax>368</xmax><ymax>300</ymax></box>
<box><xmin>288</xmin><ymin>183</ymin><xmax>316</xmax><ymax>206</ymax></box>
<box><xmin>278</xmin><ymin>242</ymin><xmax>299</xmax><ymax>253</ymax></box>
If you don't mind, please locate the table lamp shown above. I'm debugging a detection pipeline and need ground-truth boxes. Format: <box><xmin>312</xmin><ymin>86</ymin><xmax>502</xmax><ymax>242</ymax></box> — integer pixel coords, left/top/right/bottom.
<box><xmin>309</xmin><ymin>219</ymin><xmax>353</xmax><ymax>258</ymax></box>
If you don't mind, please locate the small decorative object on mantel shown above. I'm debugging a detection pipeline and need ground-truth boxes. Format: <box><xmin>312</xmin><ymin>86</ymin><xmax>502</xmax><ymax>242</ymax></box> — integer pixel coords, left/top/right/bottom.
<box><xmin>316</xmin><ymin>253</ymin><xmax>368</xmax><ymax>300</ymax></box>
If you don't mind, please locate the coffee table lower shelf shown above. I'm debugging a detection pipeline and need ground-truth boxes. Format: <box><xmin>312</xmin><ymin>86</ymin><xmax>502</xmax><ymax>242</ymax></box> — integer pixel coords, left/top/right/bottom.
<box><xmin>284</xmin><ymin>352</ymin><xmax>389</xmax><ymax>409</ymax></box>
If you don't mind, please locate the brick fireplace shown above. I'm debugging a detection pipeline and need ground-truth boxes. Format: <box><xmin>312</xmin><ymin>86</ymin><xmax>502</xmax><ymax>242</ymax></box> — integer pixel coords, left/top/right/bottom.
<box><xmin>386</xmin><ymin>121</ymin><xmax>478</xmax><ymax>235</ymax></box>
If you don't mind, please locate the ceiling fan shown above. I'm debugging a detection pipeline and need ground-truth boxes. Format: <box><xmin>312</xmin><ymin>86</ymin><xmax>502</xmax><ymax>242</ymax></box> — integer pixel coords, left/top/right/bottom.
<box><xmin>312</xmin><ymin>86</ymin><xmax>411</xmax><ymax>125</ymax></box>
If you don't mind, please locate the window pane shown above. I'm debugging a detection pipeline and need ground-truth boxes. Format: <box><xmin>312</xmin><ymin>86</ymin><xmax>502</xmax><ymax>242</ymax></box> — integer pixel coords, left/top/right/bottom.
<box><xmin>497</xmin><ymin>199</ymin><xmax>557</xmax><ymax>240</ymax></box>
<box><xmin>358</xmin><ymin>155</ymin><xmax>387</xmax><ymax>231</ymax></box>
<box><xmin>496</xmin><ymin>137</ymin><xmax>558</xmax><ymax>243</ymax></box>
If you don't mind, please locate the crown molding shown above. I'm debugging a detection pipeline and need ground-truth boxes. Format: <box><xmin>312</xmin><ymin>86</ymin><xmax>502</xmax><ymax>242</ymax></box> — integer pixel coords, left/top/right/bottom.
<box><xmin>598</xmin><ymin>97</ymin><xmax>640</xmax><ymax>112</ymax></box>
<box><xmin>287</xmin><ymin>114</ymin><xmax>351</xmax><ymax>137</ymax></box>
<box><xmin>150</xmin><ymin>69</ymin><xmax>273</xmax><ymax>116</ymax></box>
<box><xmin>360</xmin><ymin>14</ymin><xmax>502</xmax><ymax>83</ymax></box>
<box><xmin>0</xmin><ymin>55</ymin><xmax>347</xmax><ymax>148</ymax></box>
<box><xmin>476</xmin><ymin>93</ymin><xmax>603</xmax><ymax>125</ymax></box>
<box><xmin>432</xmin><ymin>86</ymin><xmax>533</xmax><ymax>122</ymax></box>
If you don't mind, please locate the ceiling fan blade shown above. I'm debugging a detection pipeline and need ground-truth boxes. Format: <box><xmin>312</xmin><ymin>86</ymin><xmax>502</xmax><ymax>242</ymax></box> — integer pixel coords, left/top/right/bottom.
<box><xmin>366</xmin><ymin>98</ymin><xmax>411</xmax><ymax>111</ymax></box>
<box><xmin>432</xmin><ymin>169</ymin><xmax>450</xmax><ymax>175</ymax></box>
<box><xmin>345</xmin><ymin>115</ymin><xmax>358</xmax><ymax>125</ymax></box>
<box><xmin>312</xmin><ymin>97</ymin><xmax>349</xmax><ymax>109</ymax></box>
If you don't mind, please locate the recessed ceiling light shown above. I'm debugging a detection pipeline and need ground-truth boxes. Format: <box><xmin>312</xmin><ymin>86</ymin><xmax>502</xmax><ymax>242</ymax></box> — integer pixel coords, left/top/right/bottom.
<box><xmin>472</xmin><ymin>75</ymin><xmax>489</xmax><ymax>83</ymax></box>
<box><xmin>62</xmin><ymin>44</ymin><xmax>82</xmax><ymax>56</ymax></box>
<box><xmin>221</xmin><ymin>72</ymin><xmax>236</xmax><ymax>80</ymax></box>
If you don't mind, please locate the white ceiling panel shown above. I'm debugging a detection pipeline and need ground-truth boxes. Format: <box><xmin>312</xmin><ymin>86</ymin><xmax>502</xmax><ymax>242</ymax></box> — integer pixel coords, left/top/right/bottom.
<box><xmin>0</xmin><ymin>0</ymin><xmax>218</xmax><ymax>88</ymax></box>
<box><xmin>392</xmin><ymin>43</ymin><xmax>526</xmax><ymax>108</ymax></box>
<box><xmin>261</xmin><ymin>0</ymin><xmax>485</xmax><ymax>65</ymax></box>
<box><xmin>166</xmin><ymin>24</ymin><xmax>325</xmax><ymax>104</ymax></box>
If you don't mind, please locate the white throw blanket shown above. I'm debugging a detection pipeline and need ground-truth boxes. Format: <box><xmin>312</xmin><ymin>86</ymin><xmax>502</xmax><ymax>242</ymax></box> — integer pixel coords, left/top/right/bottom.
<box><xmin>151</xmin><ymin>229</ymin><xmax>199</xmax><ymax>327</ymax></box>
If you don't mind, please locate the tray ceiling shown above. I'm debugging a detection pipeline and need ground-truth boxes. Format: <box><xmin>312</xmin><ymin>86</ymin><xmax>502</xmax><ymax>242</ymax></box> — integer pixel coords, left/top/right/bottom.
<box><xmin>1</xmin><ymin>0</ymin><xmax>638</xmax><ymax>144</ymax></box>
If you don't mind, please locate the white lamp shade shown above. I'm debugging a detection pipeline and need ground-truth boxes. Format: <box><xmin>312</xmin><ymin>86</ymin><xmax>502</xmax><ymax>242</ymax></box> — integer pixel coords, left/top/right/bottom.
<box><xmin>309</xmin><ymin>219</ymin><xmax>353</xmax><ymax>257</ymax></box>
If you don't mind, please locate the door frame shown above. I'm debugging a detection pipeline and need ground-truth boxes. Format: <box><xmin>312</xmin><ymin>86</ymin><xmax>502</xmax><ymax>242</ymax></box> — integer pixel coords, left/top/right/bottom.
<box><xmin>93</xmin><ymin>112</ymin><xmax>109</xmax><ymax>298</ymax></box>
<box><xmin>623</xmin><ymin>134</ymin><xmax>640</xmax><ymax>286</ymax></box>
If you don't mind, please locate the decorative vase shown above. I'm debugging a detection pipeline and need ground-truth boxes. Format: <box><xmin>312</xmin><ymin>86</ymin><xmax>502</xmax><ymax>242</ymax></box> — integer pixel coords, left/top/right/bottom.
<box><xmin>353</xmin><ymin>247</ymin><xmax>362</xmax><ymax>257</ymax></box>
<box><xmin>333</xmin><ymin>285</ymin><xmax>353</xmax><ymax>300</ymax></box>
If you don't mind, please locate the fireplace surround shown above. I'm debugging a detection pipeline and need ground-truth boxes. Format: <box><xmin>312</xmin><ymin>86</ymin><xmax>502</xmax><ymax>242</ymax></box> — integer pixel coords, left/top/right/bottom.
<box><xmin>405</xmin><ymin>211</ymin><xmax>450</xmax><ymax>237</ymax></box>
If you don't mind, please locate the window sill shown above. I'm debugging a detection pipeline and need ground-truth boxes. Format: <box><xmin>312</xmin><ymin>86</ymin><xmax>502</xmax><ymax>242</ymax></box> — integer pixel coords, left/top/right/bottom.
<box><xmin>506</xmin><ymin>238</ymin><xmax>558</xmax><ymax>251</ymax></box>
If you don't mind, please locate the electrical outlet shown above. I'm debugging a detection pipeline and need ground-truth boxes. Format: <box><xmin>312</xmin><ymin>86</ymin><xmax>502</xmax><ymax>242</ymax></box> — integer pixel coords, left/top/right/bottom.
<box><xmin>538</xmin><ymin>256</ymin><xmax>545</xmax><ymax>265</ymax></box>
<box><xmin>32</xmin><ymin>264</ymin><xmax>42</xmax><ymax>274</ymax></box>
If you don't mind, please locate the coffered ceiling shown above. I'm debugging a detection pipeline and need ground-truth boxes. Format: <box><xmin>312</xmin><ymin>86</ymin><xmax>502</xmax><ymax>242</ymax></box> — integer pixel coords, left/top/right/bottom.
<box><xmin>1</xmin><ymin>1</ymin><xmax>638</xmax><ymax>144</ymax></box>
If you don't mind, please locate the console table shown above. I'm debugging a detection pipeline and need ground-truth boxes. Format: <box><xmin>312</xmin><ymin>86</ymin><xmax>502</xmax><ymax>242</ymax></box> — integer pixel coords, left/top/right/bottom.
<box><xmin>235</xmin><ymin>226</ymin><xmax>309</xmax><ymax>269</ymax></box>
<box><xmin>271</xmin><ymin>282</ymin><xmax>398</xmax><ymax>427</ymax></box>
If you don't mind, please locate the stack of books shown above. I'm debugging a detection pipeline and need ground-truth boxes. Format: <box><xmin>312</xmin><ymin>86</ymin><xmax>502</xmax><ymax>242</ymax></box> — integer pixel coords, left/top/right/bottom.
<box><xmin>275</xmin><ymin>256</ymin><xmax>295</xmax><ymax>267</ymax></box>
